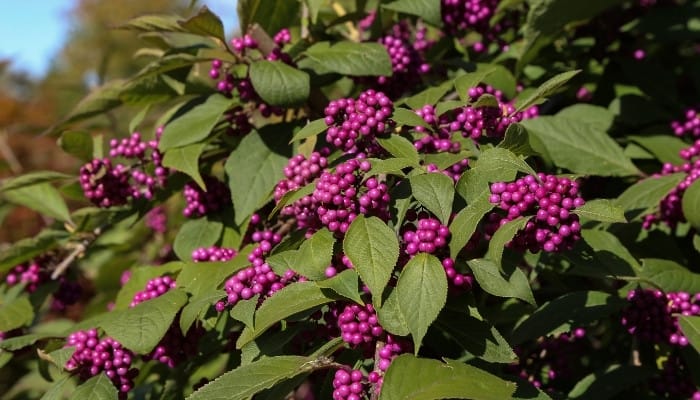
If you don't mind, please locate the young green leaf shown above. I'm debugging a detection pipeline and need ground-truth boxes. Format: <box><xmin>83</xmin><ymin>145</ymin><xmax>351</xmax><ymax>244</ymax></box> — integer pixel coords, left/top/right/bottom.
<box><xmin>683</xmin><ymin>179</ymin><xmax>700</xmax><ymax>229</ymax></box>
<box><xmin>392</xmin><ymin>107</ymin><xmax>432</xmax><ymax>129</ymax></box>
<box><xmin>178</xmin><ymin>6</ymin><xmax>226</xmax><ymax>42</ymax></box>
<box><xmin>162</xmin><ymin>142</ymin><xmax>206</xmax><ymax>189</ymax></box>
<box><xmin>172</xmin><ymin>218</ymin><xmax>223</xmax><ymax>261</ymax></box>
<box><xmin>72</xmin><ymin>374</ymin><xmax>118</xmax><ymax>400</ymax></box>
<box><xmin>100</xmin><ymin>289</ymin><xmax>188</xmax><ymax>354</ymax></box>
<box><xmin>343</xmin><ymin>216</ymin><xmax>399</xmax><ymax>306</ymax></box>
<box><xmin>679</xmin><ymin>316</ymin><xmax>700</xmax><ymax>354</ymax></box>
<box><xmin>396</xmin><ymin>254</ymin><xmax>447</xmax><ymax>353</ymax></box>
<box><xmin>376</xmin><ymin>288</ymin><xmax>410</xmax><ymax>337</ymax></box>
<box><xmin>290</xmin><ymin>118</ymin><xmax>327</xmax><ymax>143</ymax></box>
<box><xmin>409</xmin><ymin>173</ymin><xmax>455</xmax><ymax>225</ymax></box>
<box><xmin>615</xmin><ymin>173</ymin><xmax>684</xmax><ymax>214</ymax></box>
<box><xmin>158</xmin><ymin>94</ymin><xmax>233</xmax><ymax>151</ymax></box>
<box><xmin>3</xmin><ymin>183</ymin><xmax>72</xmax><ymax>223</ymax></box>
<box><xmin>376</xmin><ymin>135</ymin><xmax>421</xmax><ymax>165</ymax></box>
<box><xmin>514</xmin><ymin>70</ymin><xmax>581</xmax><ymax>112</ymax></box>
<box><xmin>640</xmin><ymin>258</ymin><xmax>700</xmax><ymax>293</ymax></box>
<box><xmin>316</xmin><ymin>269</ymin><xmax>363</xmax><ymax>304</ymax></box>
<box><xmin>485</xmin><ymin>216</ymin><xmax>528</xmax><ymax>267</ymax></box>
<box><xmin>382</xmin><ymin>0</ymin><xmax>442</xmax><ymax>27</ymax></box>
<box><xmin>573</xmin><ymin>199</ymin><xmax>627</xmax><ymax>223</ymax></box>
<box><xmin>249</xmin><ymin>61</ymin><xmax>310</xmax><ymax>107</ymax></box>
<box><xmin>476</xmin><ymin>147</ymin><xmax>537</xmax><ymax>178</ymax></box>
<box><xmin>468</xmin><ymin>258</ymin><xmax>536</xmax><ymax>305</ymax></box>
<box><xmin>497</xmin><ymin>123</ymin><xmax>535</xmax><ymax>156</ymax></box>
<box><xmin>0</xmin><ymin>297</ymin><xmax>34</xmax><ymax>332</ymax></box>
<box><xmin>295</xmin><ymin>228</ymin><xmax>336</xmax><ymax>280</ymax></box>
<box><xmin>379</xmin><ymin>354</ymin><xmax>517</xmax><ymax>400</ymax></box>
<box><xmin>449</xmin><ymin>196</ymin><xmax>494</xmax><ymax>258</ymax></box>
<box><xmin>299</xmin><ymin>42</ymin><xmax>393</xmax><ymax>76</ymax></box>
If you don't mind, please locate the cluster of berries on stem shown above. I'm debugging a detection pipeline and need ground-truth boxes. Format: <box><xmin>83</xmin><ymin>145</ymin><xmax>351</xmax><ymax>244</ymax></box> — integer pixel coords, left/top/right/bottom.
<box><xmin>182</xmin><ymin>175</ymin><xmax>231</xmax><ymax>218</ymax></box>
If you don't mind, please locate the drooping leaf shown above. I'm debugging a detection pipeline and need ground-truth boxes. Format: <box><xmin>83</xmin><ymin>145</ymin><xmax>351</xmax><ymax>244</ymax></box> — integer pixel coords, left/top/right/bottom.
<box><xmin>343</xmin><ymin>216</ymin><xmax>399</xmax><ymax>306</ymax></box>
<box><xmin>162</xmin><ymin>142</ymin><xmax>206</xmax><ymax>189</ymax></box>
<box><xmin>520</xmin><ymin>116</ymin><xmax>640</xmax><ymax>177</ymax></box>
<box><xmin>468</xmin><ymin>258</ymin><xmax>535</xmax><ymax>305</ymax></box>
<box><xmin>0</xmin><ymin>171</ymin><xmax>72</xmax><ymax>193</ymax></box>
<box><xmin>409</xmin><ymin>173</ymin><xmax>455</xmax><ymax>225</ymax></box>
<box><xmin>382</xmin><ymin>0</ymin><xmax>442</xmax><ymax>27</ymax></box>
<box><xmin>485</xmin><ymin>217</ymin><xmax>528</xmax><ymax>267</ymax></box>
<box><xmin>449</xmin><ymin>196</ymin><xmax>494</xmax><ymax>258</ymax></box>
<box><xmin>498</xmin><ymin>123</ymin><xmax>535</xmax><ymax>156</ymax></box>
<box><xmin>511</xmin><ymin>291</ymin><xmax>625</xmax><ymax>344</ymax></box>
<box><xmin>100</xmin><ymin>289</ymin><xmax>188</xmax><ymax>354</ymax></box>
<box><xmin>173</xmin><ymin>218</ymin><xmax>223</xmax><ymax>261</ymax></box>
<box><xmin>376</xmin><ymin>135</ymin><xmax>421</xmax><ymax>165</ymax></box>
<box><xmin>679</xmin><ymin>316</ymin><xmax>700</xmax><ymax>354</ymax></box>
<box><xmin>379</xmin><ymin>354</ymin><xmax>517</xmax><ymax>400</ymax></box>
<box><xmin>316</xmin><ymin>269</ymin><xmax>363</xmax><ymax>304</ymax></box>
<box><xmin>249</xmin><ymin>61</ymin><xmax>310</xmax><ymax>107</ymax></box>
<box><xmin>377</xmin><ymin>288</ymin><xmax>411</xmax><ymax>337</ymax></box>
<box><xmin>158</xmin><ymin>94</ymin><xmax>233</xmax><ymax>151</ymax></box>
<box><xmin>299</xmin><ymin>42</ymin><xmax>393</xmax><ymax>76</ymax></box>
<box><xmin>179</xmin><ymin>6</ymin><xmax>226</xmax><ymax>42</ymax></box>
<box><xmin>396</xmin><ymin>254</ymin><xmax>447</xmax><ymax>353</ymax></box>
<box><xmin>226</xmin><ymin>126</ymin><xmax>292</xmax><ymax>225</ymax></box>
<box><xmin>573</xmin><ymin>199</ymin><xmax>627</xmax><ymax>223</ymax></box>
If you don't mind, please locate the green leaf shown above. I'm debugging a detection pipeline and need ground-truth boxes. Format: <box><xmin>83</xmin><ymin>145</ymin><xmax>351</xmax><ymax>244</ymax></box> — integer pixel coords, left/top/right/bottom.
<box><xmin>422</xmin><ymin>152</ymin><xmax>470</xmax><ymax>171</ymax></box>
<box><xmin>557</xmin><ymin>104</ymin><xmax>614</xmax><ymax>132</ymax></box>
<box><xmin>377</xmin><ymin>288</ymin><xmax>411</xmax><ymax>336</ymax></box>
<box><xmin>379</xmin><ymin>354</ymin><xmax>517</xmax><ymax>400</ymax></box>
<box><xmin>456</xmin><ymin>165</ymin><xmax>516</xmax><ymax>204</ymax></box>
<box><xmin>409</xmin><ymin>173</ymin><xmax>455</xmax><ymax>225</ymax></box>
<box><xmin>305</xmin><ymin>0</ymin><xmax>323</xmax><ymax>23</ymax></box>
<box><xmin>0</xmin><ymin>229</ymin><xmax>69</xmax><ymax>274</ymax></box>
<box><xmin>383</xmin><ymin>0</ymin><xmax>442</xmax><ymax>27</ymax></box>
<box><xmin>477</xmin><ymin>147</ymin><xmax>537</xmax><ymax>178</ymax></box>
<box><xmin>568</xmin><ymin>365</ymin><xmax>653</xmax><ymax>400</ymax></box>
<box><xmin>294</xmin><ymin>228</ymin><xmax>335</xmax><ymax>280</ymax></box>
<box><xmin>100</xmin><ymin>289</ymin><xmax>188</xmax><ymax>354</ymax></box>
<box><xmin>117</xmin><ymin>14</ymin><xmax>184</xmax><ymax>32</ymax></box>
<box><xmin>0</xmin><ymin>297</ymin><xmax>34</xmax><ymax>332</ymax></box>
<box><xmin>0</xmin><ymin>333</ymin><xmax>57</xmax><ymax>351</ymax></box>
<box><xmin>179</xmin><ymin>291</ymin><xmax>224</xmax><ymax>334</ymax></box>
<box><xmin>640</xmin><ymin>258</ymin><xmax>700</xmax><ymax>293</ymax></box>
<box><xmin>514</xmin><ymin>70</ymin><xmax>581</xmax><ymax>112</ymax></box>
<box><xmin>679</xmin><ymin>316</ymin><xmax>700</xmax><ymax>354</ymax></box>
<box><xmin>49</xmin><ymin>80</ymin><xmax>124</xmax><ymax>134</ymax></box>
<box><xmin>376</xmin><ymin>135</ymin><xmax>421</xmax><ymax>165</ymax></box>
<box><xmin>230</xmin><ymin>295</ymin><xmax>259</xmax><ymax>329</ymax></box>
<box><xmin>573</xmin><ymin>199</ymin><xmax>627</xmax><ymax>223</ymax></box>
<box><xmin>45</xmin><ymin>347</ymin><xmax>75</xmax><ymax>370</ymax></box>
<box><xmin>72</xmin><ymin>374</ymin><xmax>118</xmax><ymax>400</ymax></box>
<box><xmin>485</xmin><ymin>217</ymin><xmax>528</xmax><ymax>267</ymax></box>
<box><xmin>520</xmin><ymin>116</ymin><xmax>640</xmax><ymax>177</ymax></box>
<box><xmin>615</xmin><ymin>173</ymin><xmax>684</xmax><ymax>214</ymax></box>
<box><xmin>179</xmin><ymin>6</ymin><xmax>226</xmax><ymax>42</ymax></box>
<box><xmin>454</xmin><ymin>70</ymin><xmax>495</xmax><ymax>103</ymax></box>
<box><xmin>497</xmin><ymin>123</ymin><xmax>535</xmax><ymax>156</ymax></box>
<box><xmin>173</xmin><ymin>218</ymin><xmax>223</xmax><ymax>261</ymax></box>
<box><xmin>226</xmin><ymin>127</ymin><xmax>292</xmax><ymax>225</ymax></box>
<box><xmin>316</xmin><ymin>269</ymin><xmax>363</xmax><ymax>304</ymax></box>
<box><xmin>266</xmin><ymin>250</ymin><xmax>300</xmax><ymax>276</ymax></box>
<box><xmin>683</xmin><ymin>179</ymin><xmax>700</xmax><ymax>229</ymax></box>
<box><xmin>237</xmin><ymin>282</ymin><xmax>337</xmax><ymax>347</ymax></box>
<box><xmin>449</xmin><ymin>196</ymin><xmax>494</xmax><ymax>258</ymax></box>
<box><xmin>59</xmin><ymin>131</ymin><xmax>93</xmax><ymax>162</ymax></box>
<box><xmin>39</xmin><ymin>375</ymin><xmax>72</xmax><ymax>400</ymax></box>
<box><xmin>299</xmin><ymin>42</ymin><xmax>393</xmax><ymax>76</ymax></box>
<box><xmin>367</xmin><ymin>158</ymin><xmax>419</xmax><ymax>177</ymax></box>
<box><xmin>113</xmin><ymin>262</ymin><xmax>184</xmax><ymax>310</ymax></box>
<box><xmin>237</xmin><ymin>0</ymin><xmax>300</xmax><ymax>36</ymax></box>
<box><xmin>290</xmin><ymin>118</ymin><xmax>327</xmax><ymax>143</ymax></box>
<box><xmin>472</xmin><ymin>94</ymin><xmax>500</xmax><ymax>109</ymax></box>
<box><xmin>343</xmin><ymin>216</ymin><xmax>399</xmax><ymax>306</ymax></box>
<box><xmin>249</xmin><ymin>61</ymin><xmax>310</xmax><ymax>107</ymax></box>
<box><xmin>397</xmin><ymin>254</ymin><xmax>447</xmax><ymax>353</ymax></box>
<box><xmin>3</xmin><ymin>183</ymin><xmax>71</xmax><ymax>222</ymax></box>
<box><xmin>629</xmin><ymin>135</ymin><xmax>687</xmax><ymax>165</ymax></box>
<box><xmin>187</xmin><ymin>355</ymin><xmax>314</xmax><ymax>400</ymax></box>
<box><xmin>511</xmin><ymin>291</ymin><xmax>625</xmax><ymax>344</ymax></box>
<box><xmin>162</xmin><ymin>142</ymin><xmax>206</xmax><ymax>189</ymax></box>
<box><xmin>158</xmin><ymin>94</ymin><xmax>233</xmax><ymax>151</ymax></box>
<box><xmin>435</xmin><ymin>307</ymin><xmax>516</xmax><ymax>363</ymax></box>
<box><xmin>392</xmin><ymin>107</ymin><xmax>432</xmax><ymax>129</ymax></box>
<box><xmin>403</xmin><ymin>80</ymin><xmax>453</xmax><ymax>110</ymax></box>
<box><xmin>468</xmin><ymin>258</ymin><xmax>535</xmax><ymax>305</ymax></box>
<box><xmin>0</xmin><ymin>171</ymin><xmax>72</xmax><ymax>193</ymax></box>
<box><xmin>177</xmin><ymin>250</ymin><xmax>252</xmax><ymax>298</ymax></box>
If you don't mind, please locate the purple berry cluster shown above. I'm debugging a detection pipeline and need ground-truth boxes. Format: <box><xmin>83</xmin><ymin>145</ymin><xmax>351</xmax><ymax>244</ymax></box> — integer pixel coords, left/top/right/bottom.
<box><xmin>621</xmin><ymin>288</ymin><xmax>700</xmax><ymax>346</ymax></box>
<box><xmin>313</xmin><ymin>158</ymin><xmax>391</xmax><ymax>235</ymax></box>
<box><xmin>191</xmin><ymin>246</ymin><xmax>237</xmax><ymax>262</ymax></box>
<box><xmin>146</xmin><ymin>206</ymin><xmax>167</xmax><ymax>234</ymax></box>
<box><xmin>402</xmin><ymin>217</ymin><xmax>450</xmax><ymax>256</ymax></box>
<box><xmin>507</xmin><ymin>328</ymin><xmax>587</xmax><ymax>391</ymax></box>
<box><xmin>332</xmin><ymin>369</ymin><xmax>367</xmax><ymax>400</ymax></box>
<box><xmin>650</xmin><ymin>354</ymin><xmax>700</xmax><ymax>399</ymax></box>
<box><xmin>324</xmin><ymin>254</ymin><xmax>355</xmax><ymax>279</ymax></box>
<box><xmin>368</xmin><ymin>336</ymin><xmax>406</xmax><ymax>393</ymax></box>
<box><xmin>671</xmin><ymin>108</ymin><xmax>700</xmax><ymax>138</ymax></box>
<box><xmin>274</xmin><ymin>151</ymin><xmax>329</xmax><ymax>232</ymax></box>
<box><xmin>488</xmin><ymin>174</ymin><xmax>585</xmax><ymax>253</ymax></box>
<box><xmin>426</xmin><ymin>161</ymin><xmax>470</xmax><ymax>183</ymax></box>
<box><xmin>80</xmin><ymin>130</ymin><xmax>168</xmax><ymax>207</ymax></box>
<box><xmin>130</xmin><ymin>275</ymin><xmax>176</xmax><ymax>307</ymax></box>
<box><xmin>65</xmin><ymin>329</ymin><xmax>138</xmax><ymax>398</ymax></box>
<box><xmin>337</xmin><ymin>303</ymin><xmax>384</xmax><ymax>347</ymax></box>
<box><xmin>182</xmin><ymin>175</ymin><xmax>231</xmax><ymax>218</ymax></box>
<box><xmin>441</xmin><ymin>0</ymin><xmax>518</xmax><ymax>52</ymax></box>
<box><xmin>413</xmin><ymin>105</ymin><xmax>462</xmax><ymax>154</ymax></box>
<box><xmin>324</xmin><ymin>89</ymin><xmax>394</xmax><ymax>154</ymax></box>
<box><xmin>372</xmin><ymin>22</ymin><xmax>432</xmax><ymax>98</ymax></box>
<box><xmin>5</xmin><ymin>259</ymin><xmax>47</xmax><ymax>292</ymax></box>
<box><xmin>441</xmin><ymin>257</ymin><xmax>474</xmax><ymax>289</ymax></box>
<box><xmin>643</xmin><ymin>139</ymin><xmax>700</xmax><ymax>229</ymax></box>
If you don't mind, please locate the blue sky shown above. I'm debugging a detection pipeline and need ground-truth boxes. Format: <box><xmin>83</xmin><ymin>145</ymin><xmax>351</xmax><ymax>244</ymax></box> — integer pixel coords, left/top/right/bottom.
<box><xmin>0</xmin><ymin>1</ymin><xmax>238</xmax><ymax>78</ymax></box>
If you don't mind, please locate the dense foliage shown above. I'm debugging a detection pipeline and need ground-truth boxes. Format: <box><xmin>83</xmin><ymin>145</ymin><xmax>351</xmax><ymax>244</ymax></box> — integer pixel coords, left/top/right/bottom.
<box><xmin>1</xmin><ymin>0</ymin><xmax>700</xmax><ymax>398</ymax></box>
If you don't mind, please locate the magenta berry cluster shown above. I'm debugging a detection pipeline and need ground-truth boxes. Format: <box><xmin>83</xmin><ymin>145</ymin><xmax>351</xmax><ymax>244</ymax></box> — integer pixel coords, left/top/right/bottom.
<box><xmin>414</xmin><ymin>105</ymin><xmax>462</xmax><ymax>154</ymax></box>
<box><xmin>643</xmin><ymin>139</ymin><xmax>700</xmax><ymax>229</ymax></box>
<box><xmin>274</xmin><ymin>151</ymin><xmax>329</xmax><ymax>231</ymax></box>
<box><xmin>426</xmin><ymin>161</ymin><xmax>470</xmax><ymax>182</ymax></box>
<box><xmin>312</xmin><ymin>158</ymin><xmax>391</xmax><ymax>234</ymax></box>
<box><xmin>182</xmin><ymin>175</ymin><xmax>231</xmax><ymax>218</ymax></box>
<box><xmin>621</xmin><ymin>288</ymin><xmax>700</xmax><ymax>346</ymax></box>
<box><xmin>441</xmin><ymin>257</ymin><xmax>474</xmax><ymax>289</ymax></box>
<box><xmin>441</xmin><ymin>0</ymin><xmax>518</xmax><ymax>52</ymax></box>
<box><xmin>332</xmin><ymin>368</ymin><xmax>367</xmax><ymax>400</ymax></box>
<box><xmin>146</xmin><ymin>206</ymin><xmax>167</xmax><ymax>234</ymax></box>
<box><xmin>324</xmin><ymin>89</ymin><xmax>394</xmax><ymax>153</ymax></box>
<box><xmin>488</xmin><ymin>174</ymin><xmax>585</xmax><ymax>253</ymax></box>
<box><xmin>337</xmin><ymin>303</ymin><xmax>383</xmax><ymax>347</ymax></box>
<box><xmin>191</xmin><ymin>246</ymin><xmax>237</xmax><ymax>262</ymax></box>
<box><xmin>130</xmin><ymin>275</ymin><xmax>177</xmax><ymax>307</ymax></box>
<box><xmin>671</xmin><ymin>108</ymin><xmax>700</xmax><ymax>137</ymax></box>
<box><xmin>402</xmin><ymin>217</ymin><xmax>450</xmax><ymax>256</ymax></box>
<box><xmin>650</xmin><ymin>354</ymin><xmax>700</xmax><ymax>399</ymax></box>
<box><xmin>5</xmin><ymin>259</ymin><xmax>47</xmax><ymax>292</ymax></box>
<box><xmin>65</xmin><ymin>329</ymin><xmax>137</xmax><ymax>397</ymax></box>
<box><xmin>368</xmin><ymin>336</ymin><xmax>406</xmax><ymax>392</ymax></box>
<box><xmin>80</xmin><ymin>130</ymin><xmax>168</xmax><ymax>207</ymax></box>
